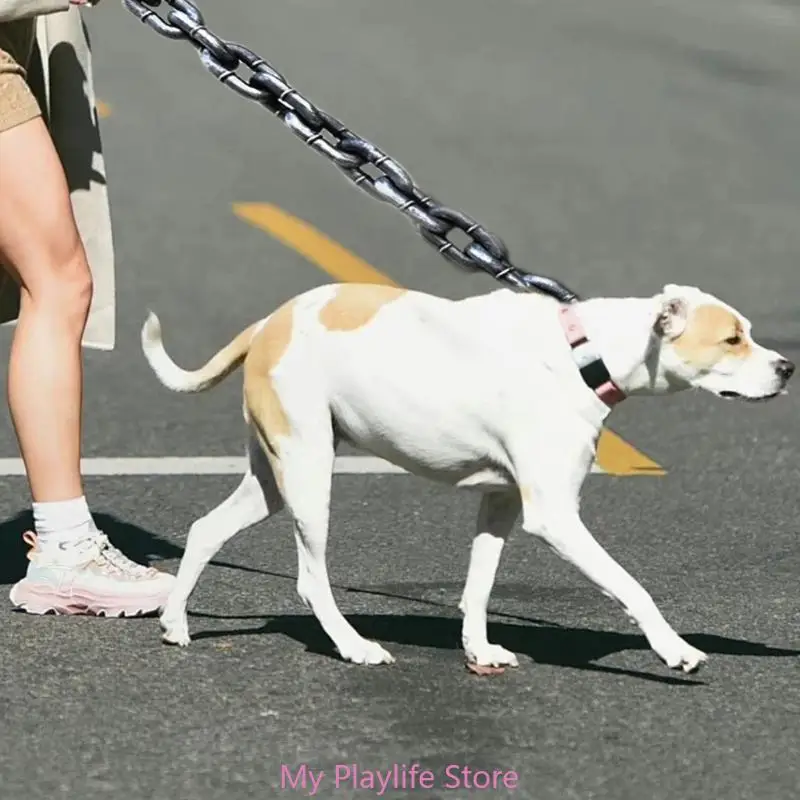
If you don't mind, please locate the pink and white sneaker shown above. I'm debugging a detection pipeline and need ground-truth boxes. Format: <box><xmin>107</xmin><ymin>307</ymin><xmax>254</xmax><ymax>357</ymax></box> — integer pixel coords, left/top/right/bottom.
<box><xmin>8</xmin><ymin>530</ymin><xmax>175</xmax><ymax>617</ymax></box>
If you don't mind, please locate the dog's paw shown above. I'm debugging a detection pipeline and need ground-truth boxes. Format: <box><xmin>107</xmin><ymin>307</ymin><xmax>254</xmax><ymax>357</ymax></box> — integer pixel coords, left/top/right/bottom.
<box><xmin>338</xmin><ymin>639</ymin><xmax>395</xmax><ymax>666</ymax></box>
<box><xmin>652</xmin><ymin>633</ymin><xmax>707</xmax><ymax>673</ymax></box>
<box><xmin>466</xmin><ymin>643</ymin><xmax>519</xmax><ymax>668</ymax></box>
<box><xmin>160</xmin><ymin>611</ymin><xmax>191</xmax><ymax>647</ymax></box>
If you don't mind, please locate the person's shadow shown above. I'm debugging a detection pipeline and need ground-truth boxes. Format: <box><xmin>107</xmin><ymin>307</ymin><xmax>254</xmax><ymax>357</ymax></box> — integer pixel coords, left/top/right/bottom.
<box><xmin>27</xmin><ymin>17</ymin><xmax>107</xmax><ymax>192</ymax></box>
<box><xmin>0</xmin><ymin>17</ymin><xmax>108</xmax><ymax>328</ymax></box>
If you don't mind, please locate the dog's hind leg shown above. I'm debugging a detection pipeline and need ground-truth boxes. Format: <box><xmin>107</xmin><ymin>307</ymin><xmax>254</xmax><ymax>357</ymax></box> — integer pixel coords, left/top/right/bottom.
<box><xmin>280</xmin><ymin>427</ymin><xmax>395</xmax><ymax>666</ymax></box>
<box><xmin>160</xmin><ymin>434</ymin><xmax>284</xmax><ymax>646</ymax></box>
<box><xmin>459</xmin><ymin>490</ymin><xmax>521</xmax><ymax>668</ymax></box>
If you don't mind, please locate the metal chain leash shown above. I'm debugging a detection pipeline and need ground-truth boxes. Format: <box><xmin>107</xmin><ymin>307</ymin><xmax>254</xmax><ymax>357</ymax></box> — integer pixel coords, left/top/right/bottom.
<box><xmin>120</xmin><ymin>0</ymin><xmax>580</xmax><ymax>303</ymax></box>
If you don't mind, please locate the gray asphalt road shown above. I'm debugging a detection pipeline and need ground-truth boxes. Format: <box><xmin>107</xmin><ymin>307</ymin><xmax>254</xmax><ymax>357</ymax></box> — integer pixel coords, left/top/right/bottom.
<box><xmin>2</xmin><ymin>1</ymin><xmax>800</xmax><ymax>798</ymax></box>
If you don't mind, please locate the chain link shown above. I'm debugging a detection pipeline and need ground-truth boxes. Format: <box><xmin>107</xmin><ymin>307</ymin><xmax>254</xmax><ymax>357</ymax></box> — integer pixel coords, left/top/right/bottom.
<box><xmin>120</xmin><ymin>0</ymin><xmax>580</xmax><ymax>303</ymax></box>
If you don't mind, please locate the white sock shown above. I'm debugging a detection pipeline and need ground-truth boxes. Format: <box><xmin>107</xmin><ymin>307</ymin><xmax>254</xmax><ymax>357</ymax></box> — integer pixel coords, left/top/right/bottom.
<box><xmin>32</xmin><ymin>496</ymin><xmax>97</xmax><ymax>547</ymax></box>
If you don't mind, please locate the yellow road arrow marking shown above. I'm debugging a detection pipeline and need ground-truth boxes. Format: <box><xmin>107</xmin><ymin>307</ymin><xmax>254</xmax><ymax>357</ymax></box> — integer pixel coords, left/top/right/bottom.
<box><xmin>596</xmin><ymin>430</ymin><xmax>665</xmax><ymax>476</ymax></box>
<box><xmin>233</xmin><ymin>202</ymin><xmax>665</xmax><ymax>476</ymax></box>
<box><xmin>234</xmin><ymin>203</ymin><xmax>399</xmax><ymax>287</ymax></box>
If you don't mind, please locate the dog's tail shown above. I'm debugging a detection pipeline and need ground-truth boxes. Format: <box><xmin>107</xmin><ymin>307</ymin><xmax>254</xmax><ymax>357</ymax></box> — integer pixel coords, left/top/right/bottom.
<box><xmin>141</xmin><ymin>311</ymin><xmax>259</xmax><ymax>393</ymax></box>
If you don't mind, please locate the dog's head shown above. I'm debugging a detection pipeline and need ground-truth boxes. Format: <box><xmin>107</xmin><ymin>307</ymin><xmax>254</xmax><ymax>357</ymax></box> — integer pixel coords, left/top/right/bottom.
<box><xmin>651</xmin><ymin>284</ymin><xmax>794</xmax><ymax>402</ymax></box>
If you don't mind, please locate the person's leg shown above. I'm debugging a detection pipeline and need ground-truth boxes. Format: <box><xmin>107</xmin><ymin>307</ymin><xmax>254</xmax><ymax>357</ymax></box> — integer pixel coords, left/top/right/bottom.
<box><xmin>0</xmin><ymin>24</ymin><xmax>173</xmax><ymax>615</ymax></box>
<box><xmin>1</xmin><ymin>106</ymin><xmax>89</xmax><ymax>502</ymax></box>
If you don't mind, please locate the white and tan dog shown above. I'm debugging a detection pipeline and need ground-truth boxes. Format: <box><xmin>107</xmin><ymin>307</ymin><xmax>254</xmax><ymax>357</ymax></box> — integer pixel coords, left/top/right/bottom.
<box><xmin>141</xmin><ymin>282</ymin><xmax>793</xmax><ymax>674</ymax></box>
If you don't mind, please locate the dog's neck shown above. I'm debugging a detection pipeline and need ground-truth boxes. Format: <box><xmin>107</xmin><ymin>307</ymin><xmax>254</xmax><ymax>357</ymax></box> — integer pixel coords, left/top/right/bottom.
<box><xmin>570</xmin><ymin>297</ymin><xmax>678</xmax><ymax>398</ymax></box>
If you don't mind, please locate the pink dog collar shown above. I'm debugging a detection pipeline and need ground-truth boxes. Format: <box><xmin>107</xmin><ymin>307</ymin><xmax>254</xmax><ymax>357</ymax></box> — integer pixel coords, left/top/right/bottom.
<box><xmin>559</xmin><ymin>305</ymin><xmax>625</xmax><ymax>407</ymax></box>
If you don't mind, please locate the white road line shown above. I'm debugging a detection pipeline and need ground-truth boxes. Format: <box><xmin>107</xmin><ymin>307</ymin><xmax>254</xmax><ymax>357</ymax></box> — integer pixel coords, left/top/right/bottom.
<box><xmin>0</xmin><ymin>456</ymin><xmax>606</xmax><ymax>476</ymax></box>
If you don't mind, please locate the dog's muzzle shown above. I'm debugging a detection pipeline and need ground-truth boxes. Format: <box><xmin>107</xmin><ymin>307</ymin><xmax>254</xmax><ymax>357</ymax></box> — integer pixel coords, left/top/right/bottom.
<box><xmin>774</xmin><ymin>358</ymin><xmax>796</xmax><ymax>384</ymax></box>
<box><xmin>719</xmin><ymin>357</ymin><xmax>795</xmax><ymax>402</ymax></box>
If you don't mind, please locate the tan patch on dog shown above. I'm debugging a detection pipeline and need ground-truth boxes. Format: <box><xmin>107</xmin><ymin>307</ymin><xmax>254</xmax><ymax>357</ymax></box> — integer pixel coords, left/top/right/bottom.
<box><xmin>519</xmin><ymin>486</ymin><xmax>532</xmax><ymax>504</ymax></box>
<box><xmin>243</xmin><ymin>300</ymin><xmax>296</xmax><ymax>486</ymax></box>
<box><xmin>673</xmin><ymin>304</ymin><xmax>752</xmax><ymax>368</ymax></box>
<box><xmin>318</xmin><ymin>284</ymin><xmax>407</xmax><ymax>332</ymax></box>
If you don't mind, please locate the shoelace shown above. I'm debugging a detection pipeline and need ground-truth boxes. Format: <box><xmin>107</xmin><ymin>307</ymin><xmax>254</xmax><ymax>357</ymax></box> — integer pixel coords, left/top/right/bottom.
<box><xmin>74</xmin><ymin>533</ymin><xmax>157</xmax><ymax>578</ymax></box>
<box><xmin>97</xmin><ymin>534</ymin><xmax>159</xmax><ymax>577</ymax></box>
<box><xmin>24</xmin><ymin>530</ymin><xmax>160</xmax><ymax>578</ymax></box>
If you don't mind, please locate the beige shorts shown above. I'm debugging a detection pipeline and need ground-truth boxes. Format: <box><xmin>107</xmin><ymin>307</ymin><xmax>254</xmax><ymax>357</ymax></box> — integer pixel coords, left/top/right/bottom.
<box><xmin>0</xmin><ymin>19</ymin><xmax>40</xmax><ymax>133</ymax></box>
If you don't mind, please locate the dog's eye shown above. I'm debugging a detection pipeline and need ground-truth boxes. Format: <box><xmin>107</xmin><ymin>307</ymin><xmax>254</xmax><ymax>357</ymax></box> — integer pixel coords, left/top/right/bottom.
<box><xmin>725</xmin><ymin>335</ymin><xmax>742</xmax><ymax>346</ymax></box>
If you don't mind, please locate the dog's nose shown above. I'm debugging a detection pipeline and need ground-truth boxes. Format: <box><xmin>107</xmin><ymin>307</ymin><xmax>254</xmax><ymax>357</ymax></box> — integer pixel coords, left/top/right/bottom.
<box><xmin>775</xmin><ymin>358</ymin><xmax>795</xmax><ymax>382</ymax></box>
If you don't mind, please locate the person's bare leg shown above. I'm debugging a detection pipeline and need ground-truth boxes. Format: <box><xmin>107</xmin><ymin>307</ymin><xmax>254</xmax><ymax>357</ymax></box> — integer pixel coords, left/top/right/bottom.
<box><xmin>0</xmin><ymin>116</ymin><xmax>89</xmax><ymax>503</ymax></box>
<box><xmin>0</xmin><ymin>75</ymin><xmax>173</xmax><ymax>615</ymax></box>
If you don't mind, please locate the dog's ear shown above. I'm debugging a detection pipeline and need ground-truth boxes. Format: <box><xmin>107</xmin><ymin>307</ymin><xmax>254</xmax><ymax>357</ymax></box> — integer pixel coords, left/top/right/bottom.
<box><xmin>654</xmin><ymin>291</ymin><xmax>689</xmax><ymax>340</ymax></box>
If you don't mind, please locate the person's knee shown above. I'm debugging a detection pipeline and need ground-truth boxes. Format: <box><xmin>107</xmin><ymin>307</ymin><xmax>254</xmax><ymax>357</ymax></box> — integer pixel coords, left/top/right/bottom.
<box><xmin>23</xmin><ymin>242</ymin><xmax>94</xmax><ymax>327</ymax></box>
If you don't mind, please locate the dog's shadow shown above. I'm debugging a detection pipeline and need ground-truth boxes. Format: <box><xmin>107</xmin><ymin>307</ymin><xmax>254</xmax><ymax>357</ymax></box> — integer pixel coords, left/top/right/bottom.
<box><xmin>0</xmin><ymin>510</ymin><xmax>182</xmax><ymax>585</ymax></box>
<box><xmin>189</xmin><ymin>601</ymin><xmax>800</xmax><ymax>687</ymax></box>
<box><xmin>1</xmin><ymin>513</ymin><xmax>795</xmax><ymax>686</ymax></box>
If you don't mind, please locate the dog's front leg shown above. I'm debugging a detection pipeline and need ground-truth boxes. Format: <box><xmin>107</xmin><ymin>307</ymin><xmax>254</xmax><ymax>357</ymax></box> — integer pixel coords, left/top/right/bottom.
<box><xmin>518</xmin><ymin>473</ymin><xmax>707</xmax><ymax>674</ymax></box>
<box><xmin>459</xmin><ymin>491</ymin><xmax>521</xmax><ymax>668</ymax></box>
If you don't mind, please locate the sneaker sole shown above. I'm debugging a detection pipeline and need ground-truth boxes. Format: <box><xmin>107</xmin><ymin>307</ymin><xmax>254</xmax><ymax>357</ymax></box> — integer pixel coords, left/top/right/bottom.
<box><xmin>9</xmin><ymin>582</ymin><xmax>169</xmax><ymax>618</ymax></box>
